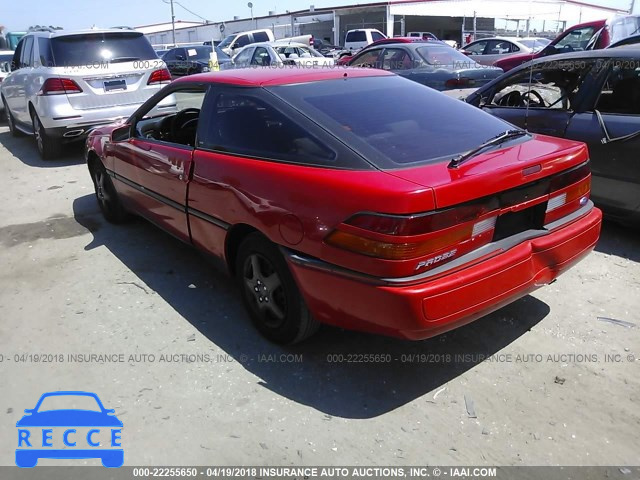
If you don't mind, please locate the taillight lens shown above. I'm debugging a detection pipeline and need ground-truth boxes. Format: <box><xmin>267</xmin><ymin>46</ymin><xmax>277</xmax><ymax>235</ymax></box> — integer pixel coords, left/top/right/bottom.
<box><xmin>148</xmin><ymin>68</ymin><xmax>171</xmax><ymax>85</ymax></box>
<box><xmin>326</xmin><ymin>202</ymin><xmax>498</xmax><ymax>266</ymax></box>
<box><xmin>38</xmin><ymin>78</ymin><xmax>83</xmax><ymax>95</ymax></box>
<box><xmin>545</xmin><ymin>174</ymin><xmax>591</xmax><ymax>225</ymax></box>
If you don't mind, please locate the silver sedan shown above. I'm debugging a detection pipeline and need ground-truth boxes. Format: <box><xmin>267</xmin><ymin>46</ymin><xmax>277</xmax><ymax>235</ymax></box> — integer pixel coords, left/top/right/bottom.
<box><xmin>460</xmin><ymin>37</ymin><xmax>550</xmax><ymax>66</ymax></box>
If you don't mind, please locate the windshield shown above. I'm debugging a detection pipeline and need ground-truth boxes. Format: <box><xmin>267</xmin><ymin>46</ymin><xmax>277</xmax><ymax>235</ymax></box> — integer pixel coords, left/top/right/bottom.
<box><xmin>218</xmin><ymin>34</ymin><xmax>235</xmax><ymax>49</ymax></box>
<box><xmin>269</xmin><ymin>75</ymin><xmax>510</xmax><ymax>168</ymax></box>
<box><xmin>552</xmin><ymin>26</ymin><xmax>598</xmax><ymax>51</ymax></box>
<box><xmin>519</xmin><ymin>38</ymin><xmax>551</xmax><ymax>51</ymax></box>
<box><xmin>416</xmin><ymin>45</ymin><xmax>474</xmax><ymax>65</ymax></box>
<box><xmin>609</xmin><ymin>15</ymin><xmax>640</xmax><ymax>44</ymax></box>
<box><xmin>274</xmin><ymin>45</ymin><xmax>324</xmax><ymax>58</ymax></box>
<box><xmin>50</xmin><ymin>32</ymin><xmax>156</xmax><ymax>66</ymax></box>
<box><xmin>37</xmin><ymin>394</ymin><xmax>102</xmax><ymax>412</ymax></box>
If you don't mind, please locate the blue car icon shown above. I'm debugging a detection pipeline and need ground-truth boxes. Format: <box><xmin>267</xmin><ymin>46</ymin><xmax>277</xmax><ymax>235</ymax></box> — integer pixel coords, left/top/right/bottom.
<box><xmin>16</xmin><ymin>391</ymin><xmax>123</xmax><ymax>468</ymax></box>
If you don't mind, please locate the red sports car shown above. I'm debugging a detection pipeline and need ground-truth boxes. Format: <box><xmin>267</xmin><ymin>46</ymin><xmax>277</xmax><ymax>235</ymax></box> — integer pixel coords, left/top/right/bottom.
<box><xmin>85</xmin><ymin>67</ymin><xmax>602</xmax><ymax>344</ymax></box>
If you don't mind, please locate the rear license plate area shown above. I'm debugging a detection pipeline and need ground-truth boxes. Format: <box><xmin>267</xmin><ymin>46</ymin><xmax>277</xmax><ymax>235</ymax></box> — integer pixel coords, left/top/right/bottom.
<box><xmin>493</xmin><ymin>203</ymin><xmax>546</xmax><ymax>242</ymax></box>
<box><xmin>104</xmin><ymin>79</ymin><xmax>127</xmax><ymax>92</ymax></box>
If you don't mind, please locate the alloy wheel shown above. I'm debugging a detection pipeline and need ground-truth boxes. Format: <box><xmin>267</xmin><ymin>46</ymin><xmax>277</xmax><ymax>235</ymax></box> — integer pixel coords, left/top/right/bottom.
<box><xmin>242</xmin><ymin>253</ymin><xmax>287</xmax><ymax>328</ymax></box>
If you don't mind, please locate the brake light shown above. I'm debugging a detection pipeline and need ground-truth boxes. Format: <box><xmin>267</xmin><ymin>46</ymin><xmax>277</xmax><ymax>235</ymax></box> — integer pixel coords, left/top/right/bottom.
<box><xmin>326</xmin><ymin>202</ymin><xmax>498</xmax><ymax>268</ymax></box>
<box><xmin>545</xmin><ymin>175</ymin><xmax>591</xmax><ymax>225</ymax></box>
<box><xmin>147</xmin><ymin>68</ymin><xmax>171</xmax><ymax>85</ymax></box>
<box><xmin>38</xmin><ymin>78</ymin><xmax>83</xmax><ymax>95</ymax></box>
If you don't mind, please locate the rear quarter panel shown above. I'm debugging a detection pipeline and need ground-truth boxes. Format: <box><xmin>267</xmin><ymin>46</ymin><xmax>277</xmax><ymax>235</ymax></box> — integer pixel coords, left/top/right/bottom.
<box><xmin>187</xmin><ymin>151</ymin><xmax>436</xmax><ymax>276</ymax></box>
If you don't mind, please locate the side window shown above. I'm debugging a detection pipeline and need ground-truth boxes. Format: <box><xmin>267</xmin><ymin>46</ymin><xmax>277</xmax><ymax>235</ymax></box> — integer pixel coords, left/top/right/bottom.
<box><xmin>253</xmin><ymin>31</ymin><xmax>270</xmax><ymax>43</ymax></box>
<box><xmin>490</xmin><ymin>61</ymin><xmax>594</xmax><ymax>110</ymax></box>
<box><xmin>201</xmin><ymin>93</ymin><xmax>335</xmax><ymax>165</ymax></box>
<box><xmin>595</xmin><ymin>65</ymin><xmax>640</xmax><ymax>115</ymax></box>
<box><xmin>371</xmin><ymin>32</ymin><xmax>385</xmax><ymax>42</ymax></box>
<box><xmin>486</xmin><ymin>40</ymin><xmax>512</xmax><ymax>55</ymax></box>
<box><xmin>235</xmin><ymin>34</ymin><xmax>250</xmax><ymax>48</ymax></box>
<box><xmin>251</xmin><ymin>47</ymin><xmax>271</xmax><ymax>66</ymax></box>
<box><xmin>233</xmin><ymin>47</ymin><xmax>253</xmax><ymax>66</ymax></box>
<box><xmin>382</xmin><ymin>48</ymin><xmax>413</xmax><ymax>70</ymax></box>
<box><xmin>12</xmin><ymin>40</ymin><xmax>24</xmax><ymax>70</ymax></box>
<box><xmin>465</xmin><ymin>41</ymin><xmax>487</xmax><ymax>55</ymax></box>
<box><xmin>38</xmin><ymin>38</ymin><xmax>53</xmax><ymax>67</ymax></box>
<box><xmin>350</xmin><ymin>49</ymin><xmax>382</xmax><ymax>68</ymax></box>
<box><xmin>135</xmin><ymin>89</ymin><xmax>207</xmax><ymax>148</ymax></box>
<box><xmin>20</xmin><ymin>36</ymin><xmax>34</xmax><ymax>68</ymax></box>
<box><xmin>163</xmin><ymin>49</ymin><xmax>177</xmax><ymax>61</ymax></box>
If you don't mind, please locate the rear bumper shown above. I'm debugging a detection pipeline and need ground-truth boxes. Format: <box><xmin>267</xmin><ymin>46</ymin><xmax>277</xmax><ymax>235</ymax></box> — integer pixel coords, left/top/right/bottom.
<box><xmin>286</xmin><ymin>206</ymin><xmax>602</xmax><ymax>340</ymax></box>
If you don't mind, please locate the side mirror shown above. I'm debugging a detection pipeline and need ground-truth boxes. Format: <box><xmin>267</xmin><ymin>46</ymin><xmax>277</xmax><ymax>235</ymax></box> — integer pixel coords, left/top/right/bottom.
<box><xmin>105</xmin><ymin>409</ymin><xmax>116</xmax><ymax>414</ymax></box>
<box><xmin>24</xmin><ymin>409</ymin><xmax>34</xmax><ymax>414</ymax></box>
<box><xmin>460</xmin><ymin>50</ymin><xmax>471</xmax><ymax>56</ymax></box>
<box><xmin>112</xmin><ymin>125</ymin><xmax>131</xmax><ymax>142</ymax></box>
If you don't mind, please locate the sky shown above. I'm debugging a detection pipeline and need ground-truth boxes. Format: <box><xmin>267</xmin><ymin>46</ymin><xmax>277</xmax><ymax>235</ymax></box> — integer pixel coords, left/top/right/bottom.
<box><xmin>1</xmin><ymin>0</ymin><xmax>638</xmax><ymax>31</ymax></box>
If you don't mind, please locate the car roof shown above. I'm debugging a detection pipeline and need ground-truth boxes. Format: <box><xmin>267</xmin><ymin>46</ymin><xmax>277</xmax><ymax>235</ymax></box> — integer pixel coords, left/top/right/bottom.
<box><xmin>27</xmin><ymin>28</ymin><xmax>144</xmax><ymax>39</ymax></box>
<box><xmin>0</xmin><ymin>50</ymin><xmax>14</xmax><ymax>55</ymax></box>
<box><xmin>269</xmin><ymin>41</ymin><xmax>309</xmax><ymax>47</ymax></box>
<box><xmin>177</xmin><ymin>67</ymin><xmax>392</xmax><ymax>87</ymax></box>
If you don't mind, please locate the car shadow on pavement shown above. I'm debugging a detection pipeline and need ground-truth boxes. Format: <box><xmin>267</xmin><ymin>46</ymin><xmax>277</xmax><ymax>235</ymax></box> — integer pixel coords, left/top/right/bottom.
<box><xmin>595</xmin><ymin>220</ymin><xmax>640</xmax><ymax>262</ymax></box>
<box><xmin>73</xmin><ymin>194</ymin><xmax>550</xmax><ymax>419</ymax></box>
<box><xmin>0</xmin><ymin>129</ymin><xmax>85</xmax><ymax>167</ymax></box>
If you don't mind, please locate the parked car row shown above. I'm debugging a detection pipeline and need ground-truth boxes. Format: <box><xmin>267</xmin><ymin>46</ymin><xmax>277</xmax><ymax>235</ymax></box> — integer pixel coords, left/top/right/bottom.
<box><xmin>459</xmin><ymin>14</ymin><xmax>640</xmax><ymax>72</ymax></box>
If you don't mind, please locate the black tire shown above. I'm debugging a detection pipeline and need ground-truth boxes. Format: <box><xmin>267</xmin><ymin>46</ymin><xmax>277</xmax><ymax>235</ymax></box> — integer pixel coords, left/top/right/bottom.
<box><xmin>31</xmin><ymin>111</ymin><xmax>61</xmax><ymax>159</ymax></box>
<box><xmin>90</xmin><ymin>160</ymin><xmax>128</xmax><ymax>223</ymax></box>
<box><xmin>2</xmin><ymin>98</ymin><xmax>21</xmax><ymax>137</ymax></box>
<box><xmin>236</xmin><ymin>233</ymin><xmax>319</xmax><ymax>344</ymax></box>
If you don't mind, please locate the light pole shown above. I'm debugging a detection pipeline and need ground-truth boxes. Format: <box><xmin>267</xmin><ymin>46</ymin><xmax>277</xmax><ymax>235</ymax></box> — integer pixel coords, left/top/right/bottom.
<box><xmin>248</xmin><ymin>2</ymin><xmax>254</xmax><ymax>28</ymax></box>
<box><xmin>170</xmin><ymin>0</ymin><xmax>176</xmax><ymax>47</ymax></box>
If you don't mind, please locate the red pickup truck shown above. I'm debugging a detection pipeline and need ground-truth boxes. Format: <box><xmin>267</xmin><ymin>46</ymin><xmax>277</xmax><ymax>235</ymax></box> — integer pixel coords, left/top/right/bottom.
<box><xmin>494</xmin><ymin>15</ymin><xmax>640</xmax><ymax>72</ymax></box>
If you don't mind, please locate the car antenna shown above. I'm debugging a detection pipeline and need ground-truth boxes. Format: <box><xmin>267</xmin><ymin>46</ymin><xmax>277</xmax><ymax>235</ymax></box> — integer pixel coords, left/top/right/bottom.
<box><xmin>524</xmin><ymin>54</ymin><xmax>535</xmax><ymax>132</ymax></box>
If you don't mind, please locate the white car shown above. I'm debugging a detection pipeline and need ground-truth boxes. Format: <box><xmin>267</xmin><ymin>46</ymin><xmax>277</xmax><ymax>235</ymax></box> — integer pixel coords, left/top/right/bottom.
<box><xmin>218</xmin><ymin>29</ymin><xmax>275</xmax><ymax>56</ymax></box>
<box><xmin>343</xmin><ymin>28</ymin><xmax>387</xmax><ymax>52</ymax></box>
<box><xmin>460</xmin><ymin>37</ymin><xmax>551</xmax><ymax>66</ymax></box>
<box><xmin>232</xmin><ymin>42</ymin><xmax>335</xmax><ymax>68</ymax></box>
<box><xmin>0</xmin><ymin>28</ymin><xmax>170</xmax><ymax>159</ymax></box>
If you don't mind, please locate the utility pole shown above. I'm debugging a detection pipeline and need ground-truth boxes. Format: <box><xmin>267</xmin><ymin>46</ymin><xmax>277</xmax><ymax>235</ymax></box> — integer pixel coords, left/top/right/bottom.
<box><xmin>630</xmin><ymin>0</ymin><xmax>637</xmax><ymax>13</ymax></box>
<box><xmin>170</xmin><ymin>0</ymin><xmax>176</xmax><ymax>47</ymax></box>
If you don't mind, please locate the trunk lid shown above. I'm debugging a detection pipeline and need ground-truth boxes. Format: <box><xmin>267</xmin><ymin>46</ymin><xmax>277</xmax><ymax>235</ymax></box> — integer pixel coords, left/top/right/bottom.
<box><xmin>385</xmin><ymin>135</ymin><xmax>589</xmax><ymax>209</ymax></box>
<box><xmin>54</xmin><ymin>62</ymin><xmax>160</xmax><ymax>110</ymax></box>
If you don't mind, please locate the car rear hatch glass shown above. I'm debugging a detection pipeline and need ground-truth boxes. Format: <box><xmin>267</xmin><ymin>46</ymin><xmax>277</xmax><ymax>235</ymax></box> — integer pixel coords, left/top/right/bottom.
<box><xmin>268</xmin><ymin>75</ymin><xmax>511</xmax><ymax>169</ymax></box>
<box><xmin>50</xmin><ymin>32</ymin><xmax>159</xmax><ymax>110</ymax></box>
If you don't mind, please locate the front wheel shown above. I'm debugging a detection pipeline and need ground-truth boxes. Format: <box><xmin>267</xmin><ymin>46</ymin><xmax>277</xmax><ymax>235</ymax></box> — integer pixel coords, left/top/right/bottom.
<box><xmin>91</xmin><ymin>160</ymin><xmax>128</xmax><ymax>223</ymax></box>
<box><xmin>31</xmin><ymin>111</ymin><xmax>61</xmax><ymax>159</ymax></box>
<box><xmin>236</xmin><ymin>233</ymin><xmax>319</xmax><ymax>344</ymax></box>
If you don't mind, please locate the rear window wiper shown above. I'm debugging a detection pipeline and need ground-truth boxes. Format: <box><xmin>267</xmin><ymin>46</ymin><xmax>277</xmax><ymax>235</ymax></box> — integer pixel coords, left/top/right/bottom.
<box><xmin>108</xmin><ymin>56</ymin><xmax>141</xmax><ymax>63</ymax></box>
<box><xmin>448</xmin><ymin>129</ymin><xmax>528</xmax><ymax>169</ymax></box>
